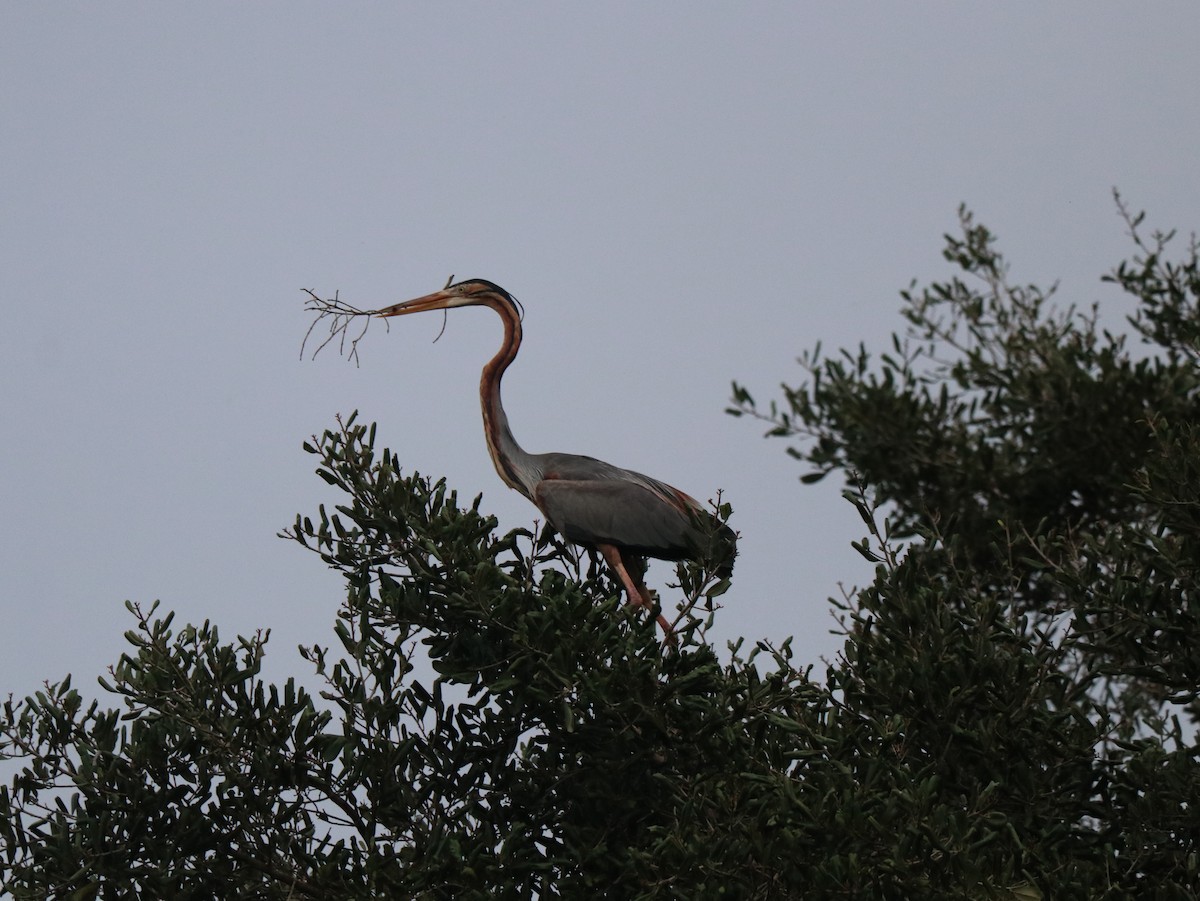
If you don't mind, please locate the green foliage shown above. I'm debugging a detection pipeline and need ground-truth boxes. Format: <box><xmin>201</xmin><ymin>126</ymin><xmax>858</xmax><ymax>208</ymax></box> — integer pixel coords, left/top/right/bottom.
<box><xmin>4</xmin><ymin>202</ymin><xmax>1199</xmax><ymax>897</ymax></box>
<box><xmin>729</xmin><ymin>197</ymin><xmax>1200</xmax><ymax>896</ymax></box>
<box><xmin>2</xmin><ymin>417</ymin><xmax>817</xmax><ymax>899</ymax></box>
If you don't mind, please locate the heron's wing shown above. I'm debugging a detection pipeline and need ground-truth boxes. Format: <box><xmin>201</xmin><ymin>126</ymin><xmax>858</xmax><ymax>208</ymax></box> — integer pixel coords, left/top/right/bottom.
<box><xmin>532</xmin><ymin>478</ymin><xmax>696</xmax><ymax>561</ymax></box>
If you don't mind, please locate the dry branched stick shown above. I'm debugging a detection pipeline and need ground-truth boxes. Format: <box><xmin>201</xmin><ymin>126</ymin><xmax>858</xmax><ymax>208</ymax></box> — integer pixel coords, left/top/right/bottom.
<box><xmin>300</xmin><ymin>290</ymin><xmax>386</xmax><ymax>368</ymax></box>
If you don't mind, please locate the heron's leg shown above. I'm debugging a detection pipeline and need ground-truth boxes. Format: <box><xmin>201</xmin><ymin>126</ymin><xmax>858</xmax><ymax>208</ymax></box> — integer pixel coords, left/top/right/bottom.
<box><xmin>597</xmin><ymin>544</ymin><xmax>675</xmax><ymax>639</ymax></box>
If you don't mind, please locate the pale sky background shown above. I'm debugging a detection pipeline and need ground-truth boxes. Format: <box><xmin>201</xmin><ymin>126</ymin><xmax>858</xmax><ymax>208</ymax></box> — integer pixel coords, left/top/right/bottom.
<box><xmin>3</xmin><ymin>6</ymin><xmax>1199</xmax><ymax>701</ymax></box>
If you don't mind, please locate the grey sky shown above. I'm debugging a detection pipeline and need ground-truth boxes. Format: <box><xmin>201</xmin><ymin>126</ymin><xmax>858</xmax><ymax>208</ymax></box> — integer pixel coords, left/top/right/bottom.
<box><xmin>3</xmin><ymin>6</ymin><xmax>1199</xmax><ymax>698</ymax></box>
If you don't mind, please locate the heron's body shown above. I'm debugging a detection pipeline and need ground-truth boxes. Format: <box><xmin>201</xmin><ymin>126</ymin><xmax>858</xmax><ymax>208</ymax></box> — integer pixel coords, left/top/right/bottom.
<box><xmin>378</xmin><ymin>279</ymin><xmax>735</xmax><ymax>635</ymax></box>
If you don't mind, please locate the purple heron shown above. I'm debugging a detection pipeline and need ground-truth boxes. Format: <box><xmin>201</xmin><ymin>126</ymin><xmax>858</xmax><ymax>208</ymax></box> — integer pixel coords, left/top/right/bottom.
<box><xmin>378</xmin><ymin>279</ymin><xmax>736</xmax><ymax>637</ymax></box>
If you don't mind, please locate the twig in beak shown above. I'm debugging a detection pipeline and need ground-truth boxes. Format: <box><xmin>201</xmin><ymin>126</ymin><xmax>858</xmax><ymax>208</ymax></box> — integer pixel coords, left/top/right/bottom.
<box><xmin>299</xmin><ymin>289</ymin><xmax>385</xmax><ymax>367</ymax></box>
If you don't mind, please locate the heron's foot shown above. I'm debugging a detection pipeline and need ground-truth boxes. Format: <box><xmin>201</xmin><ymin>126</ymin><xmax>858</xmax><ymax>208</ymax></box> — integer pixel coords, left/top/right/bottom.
<box><xmin>656</xmin><ymin>612</ymin><xmax>678</xmax><ymax>647</ymax></box>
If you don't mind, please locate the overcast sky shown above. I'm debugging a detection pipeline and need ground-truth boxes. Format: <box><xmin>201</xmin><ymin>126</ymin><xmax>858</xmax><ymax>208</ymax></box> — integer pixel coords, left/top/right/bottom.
<box><xmin>3</xmin><ymin>5</ymin><xmax>1199</xmax><ymax>701</ymax></box>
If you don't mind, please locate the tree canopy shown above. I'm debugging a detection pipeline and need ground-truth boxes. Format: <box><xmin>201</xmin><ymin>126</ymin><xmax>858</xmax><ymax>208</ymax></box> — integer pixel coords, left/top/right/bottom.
<box><xmin>4</xmin><ymin>201</ymin><xmax>1199</xmax><ymax>899</ymax></box>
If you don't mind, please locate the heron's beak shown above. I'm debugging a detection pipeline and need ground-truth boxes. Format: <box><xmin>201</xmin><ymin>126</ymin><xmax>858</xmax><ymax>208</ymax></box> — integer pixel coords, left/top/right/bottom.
<box><xmin>376</xmin><ymin>289</ymin><xmax>456</xmax><ymax>318</ymax></box>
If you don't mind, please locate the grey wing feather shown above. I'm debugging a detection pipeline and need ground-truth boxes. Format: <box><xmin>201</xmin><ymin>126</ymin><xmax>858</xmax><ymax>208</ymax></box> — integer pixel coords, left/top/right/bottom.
<box><xmin>533</xmin><ymin>478</ymin><xmax>697</xmax><ymax>561</ymax></box>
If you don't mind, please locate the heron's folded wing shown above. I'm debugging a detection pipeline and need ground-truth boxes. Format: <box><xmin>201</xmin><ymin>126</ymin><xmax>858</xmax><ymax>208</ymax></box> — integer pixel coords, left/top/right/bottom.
<box><xmin>532</xmin><ymin>478</ymin><xmax>694</xmax><ymax>560</ymax></box>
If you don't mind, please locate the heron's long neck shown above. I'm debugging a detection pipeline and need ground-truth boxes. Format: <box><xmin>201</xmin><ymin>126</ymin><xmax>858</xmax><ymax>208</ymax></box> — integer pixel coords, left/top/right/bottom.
<box><xmin>481</xmin><ymin>300</ymin><xmax>538</xmax><ymax>499</ymax></box>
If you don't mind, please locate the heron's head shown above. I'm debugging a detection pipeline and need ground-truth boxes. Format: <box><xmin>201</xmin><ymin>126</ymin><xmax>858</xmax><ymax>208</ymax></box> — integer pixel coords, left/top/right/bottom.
<box><xmin>377</xmin><ymin>279</ymin><xmax>520</xmax><ymax>319</ymax></box>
